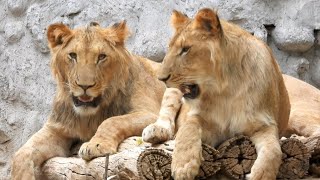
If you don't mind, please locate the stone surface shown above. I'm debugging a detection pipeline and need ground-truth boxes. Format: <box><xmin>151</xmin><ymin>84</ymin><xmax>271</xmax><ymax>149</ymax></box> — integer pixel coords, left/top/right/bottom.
<box><xmin>4</xmin><ymin>21</ymin><xmax>25</xmax><ymax>43</ymax></box>
<box><xmin>0</xmin><ymin>130</ymin><xmax>10</xmax><ymax>144</ymax></box>
<box><xmin>7</xmin><ymin>0</ymin><xmax>29</xmax><ymax>16</ymax></box>
<box><xmin>0</xmin><ymin>0</ymin><xmax>320</xmax><ymax>179</ymax></box>
<box><xmin>272</xmin><ymin>24</ymin><xmax>315</xmax><ymax>53</ymax></box>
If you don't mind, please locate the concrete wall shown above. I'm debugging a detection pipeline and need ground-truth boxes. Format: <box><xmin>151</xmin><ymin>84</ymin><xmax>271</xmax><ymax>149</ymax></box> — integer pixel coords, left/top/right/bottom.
<box><xmin>0</xmin><ymin>0</ymin><xmax>319</xmax><ymax>178</ymax></box>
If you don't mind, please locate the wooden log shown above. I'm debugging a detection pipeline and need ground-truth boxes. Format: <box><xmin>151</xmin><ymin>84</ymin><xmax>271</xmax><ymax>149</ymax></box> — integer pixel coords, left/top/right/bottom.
<box><xmin>293</xmin><ymin>135</ymin><xmax>320</xmax><ymax>177</ymax></box>
<box><xmin>217</xmin><ymin>135</ymin><xmax>256</xmax><ymax>179</ymax></box>
<box><xmin>43</xmin><ymin>137</ymin><xmax>152</xmax><ymax>180</ymax></box>
<box><xmin>197</xmin><ymin>144</ymin><xmax>222</xmax><ymax>179</ymax></box>
<box><xmin>137</xmin><ymin>144</ymin><xmax>221</xmax><ymax>180</ymax></box>
<box><xmin>216</xmin><ymin>135</ymin><xmax>310</xmax><ymax>179</ymax></box>
<box><xmin>137</xmin><ymin>148</ymin><xmax>172</xmax><ymax>180</ymax></box>
<box><xmin>278</xmin><ymin>137</ymin><xmax>310</xmax><ymax>179</ymax></box>
<box><xmin>43</xmin><ymin>147</ymin><xmax>143</xmax><ymax>180</ymax></box>
<box><xmin>42</xmin><ymin>136</ymin><xmax>312</xmax><ymax>179</ymax></box>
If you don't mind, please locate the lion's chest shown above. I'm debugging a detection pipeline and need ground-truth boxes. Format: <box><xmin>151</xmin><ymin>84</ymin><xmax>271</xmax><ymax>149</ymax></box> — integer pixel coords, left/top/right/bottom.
<box><xmin>195</xmin><ymin>97</ymin><xmax>255</xmax><ymax>147</ymax></box>
<box><xmin>72</xmin><ymin>116</ymin><xmax>106</xmax><ymax>141</ymax></box>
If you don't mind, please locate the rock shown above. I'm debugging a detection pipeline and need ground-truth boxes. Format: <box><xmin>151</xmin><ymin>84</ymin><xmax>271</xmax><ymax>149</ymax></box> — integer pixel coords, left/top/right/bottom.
<box><xmin>7</xmin><ymin>0</ymin><xmax>29</xmax><ymax>16</ymax></box>
<box><xmin>0</xmin><ymin>130</ymin><xmax>10</xmax><ymax>144</ymax></box>
<box><xmin>4</xmin><ymin>21</ymin><xmax>25</xmax><ymax>43</ymax></box>
<box><xmin>297</xmin><ymin>0</ymin><xmax>320</xmax><ymax>29</ymax></box>
<box><xmin>254</xmin><ymin>26</ymin><xmax>268</xmax><ymax>43</ymax></box>
<box><xmin>21</xmin><ymin>111</ymin><xmax>44</xmax><ymax>144</ymax></box>
<box><xmin>272</xmin><ymin>24</ymin><xmax>315</xmax><ymax>53</ymax></box>
<box><xmin>0</xmin><ymin>75</ymin><xmax>9</xmax><ymax>100</ymax></box>
<box><xmin>311</xmin><ymin>58</ymin><xmax>320</xmax><ymax>87</ymax></box>
<box><xmin>281</xmin><ymin>57</ymin><xmax>310</xmax><ymax>79</ymax></box>
<box><xmin>0</xmin><ymin>35</ymin><xmax>5</xmax><ymax>56</ymax></box>
<box><xmin>315</xmin><ymin>30</ymin><xmax>320</xmax><ymax>46</ymax></box>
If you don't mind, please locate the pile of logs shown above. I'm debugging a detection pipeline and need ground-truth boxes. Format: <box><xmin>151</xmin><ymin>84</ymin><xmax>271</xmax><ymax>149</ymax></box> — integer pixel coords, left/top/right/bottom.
<box><xmin>42</xmin><ymin>135</ymin><xmax>320</xmax><ymax>179</ymax></box>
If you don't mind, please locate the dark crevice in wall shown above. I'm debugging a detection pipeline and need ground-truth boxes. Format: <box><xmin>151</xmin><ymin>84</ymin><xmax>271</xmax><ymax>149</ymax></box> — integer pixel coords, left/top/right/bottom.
<box><xmin>314</xmin><ymin>29</ymin><xmax>320</xmax><ymax>45</ymax></box>
<box><xmin>263</xmin><ymin>24</ymin><xmax>276</xmax><ymax>35</ymax></box>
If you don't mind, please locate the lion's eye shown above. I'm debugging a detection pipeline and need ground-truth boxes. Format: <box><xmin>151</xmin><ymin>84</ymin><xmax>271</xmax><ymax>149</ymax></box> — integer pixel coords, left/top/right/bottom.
<box><xmin>180</xmin><ymin>46</ymin><xmax>191</xmax><ymax>56</ymax></box>
<box><xmin>68</xmin><ymin>52</ymin><xmax>77</xmax><ymax>62</ymax></box>
<box><xmin>97</xmin><ymin>54</ymin><xmax>107</xmax><ymax>63</ymax></box>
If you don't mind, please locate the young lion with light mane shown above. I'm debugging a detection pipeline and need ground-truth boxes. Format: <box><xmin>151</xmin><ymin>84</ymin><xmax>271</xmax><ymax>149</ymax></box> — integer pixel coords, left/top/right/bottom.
<box><xmin>144</xmin><ymin>8</ymin><xmax>291</xmax><ymax>180</ymax></box>
<box><xmin>10</xmin><ymin>22</ymin><xmax>185</xmax><ymax>179</ymax></box>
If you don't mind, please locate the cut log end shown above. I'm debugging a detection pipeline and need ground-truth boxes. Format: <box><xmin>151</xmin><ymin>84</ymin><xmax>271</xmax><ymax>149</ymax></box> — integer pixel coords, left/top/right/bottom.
<box><xmin>197</xmin><ymin>144</ymin><xmax>221</xmax><ymax>179</ymax></box>
<box><xmin>296</xmin><ymin>135</ymin><xmax>320</xmax><ymax>177</ymax></box>
<box><xmin>137</xmin><ymin>144</ymin><xmax>221</xmax><ymax>180</ymax></box>
<box><xmin>137</xmin><ymin>148</ymin><xmax>172</xmax><ymax>180</ymax></box>
<box><xmin>278</xmin><ymin>137</ymin><xmax>310</xmax><ymax>179</ymax></box>
<box><xmin>217</xmin><ymin>135</ymin><xmax>256</xmax><ymax>179</ymax></box>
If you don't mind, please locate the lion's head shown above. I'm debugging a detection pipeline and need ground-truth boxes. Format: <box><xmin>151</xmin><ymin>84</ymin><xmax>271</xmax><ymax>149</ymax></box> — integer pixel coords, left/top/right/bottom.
<box><xmin>159</xmin><ymin>8</ymin><xmax>225</xmax><ymax>99</ymax></box>
<box><xmin>47</xmin><ymin>21</ymin><xmax>131</xmax><ymax>116</ymax></box>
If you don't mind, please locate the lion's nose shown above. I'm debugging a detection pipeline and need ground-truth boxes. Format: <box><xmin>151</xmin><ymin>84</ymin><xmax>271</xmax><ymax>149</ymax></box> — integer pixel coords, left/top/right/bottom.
<box><xmin>158</xmin><ymin>74</ymin><xmax>171</xmax><ymax>82</ymax></box>
<box><xmin>76</xmin><ymin>82</ymin><xmax>96</xmax><ymax>91</ymax></box>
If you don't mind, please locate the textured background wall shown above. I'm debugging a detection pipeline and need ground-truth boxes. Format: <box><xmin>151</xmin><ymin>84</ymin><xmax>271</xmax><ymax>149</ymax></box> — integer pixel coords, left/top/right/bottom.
<box><xmin>0</xmin><ymin>0</ymin><xmax>319</xmax><ymax>178</ymax></box>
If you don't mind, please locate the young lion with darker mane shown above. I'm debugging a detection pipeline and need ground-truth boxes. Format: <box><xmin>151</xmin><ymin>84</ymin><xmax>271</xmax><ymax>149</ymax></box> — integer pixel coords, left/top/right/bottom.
<box><xmin>10</xmin><ymin>21</ymin><xmax>184</xmax><ymax>179</ymax></box>
<box><xmin>144</xmin><ymin>8</ymin><xmax>291</xmax><ymax>180</ymax></box>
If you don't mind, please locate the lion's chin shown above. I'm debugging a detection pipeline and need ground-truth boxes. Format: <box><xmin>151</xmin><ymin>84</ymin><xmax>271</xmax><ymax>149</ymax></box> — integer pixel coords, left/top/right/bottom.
<box><xmin>73</xmin><ymin>106</ymin><xmax>99</xmax><ymax>116</ymax></box>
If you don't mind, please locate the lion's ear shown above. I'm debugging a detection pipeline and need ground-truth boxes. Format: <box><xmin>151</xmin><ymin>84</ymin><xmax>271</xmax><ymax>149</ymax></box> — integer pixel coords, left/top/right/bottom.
<box><xmin>171</xmin><ymin>10</ymin><xmax>189</xmax><ymax>31</ymax></box>
<box><xmin>47</xmin><ymin>23</ymin><xmax>73</xmax><ymax>49</ymax></box>
<box><xmin>193</xmin><ymin>8</ymin><xmax>221</xmax><ymax>35</ymax></box>
<box><xmin>105</xmin><ymin>21</ymin><xmax>130</xmax><ymax>46</ymax></box>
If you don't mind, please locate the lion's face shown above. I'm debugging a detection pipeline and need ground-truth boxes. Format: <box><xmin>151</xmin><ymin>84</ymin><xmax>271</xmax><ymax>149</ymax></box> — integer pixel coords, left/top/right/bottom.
<box><xmin>159</xmin><ymin>9</ymin><xmax>223</xmax><ymax>99</ymax></box>
<box><xmin>47</xmin><ymin>22</ymin><xmax>130</xmax><ymax>116</ymax></box>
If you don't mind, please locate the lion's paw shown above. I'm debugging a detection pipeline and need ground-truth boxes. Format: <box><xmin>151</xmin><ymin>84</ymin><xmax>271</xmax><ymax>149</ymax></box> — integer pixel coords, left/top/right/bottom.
<box><xmin>172</xmin><ymin>158</ymin><xmax>200</xmax><ymax>180</ymax></box>
<box><xmin>79</xmin><ymin>141</ymin><xmax>117</xmax><ymax>161</ymax></box>
<box><xmin>142</xmin><ymin>121</ymin><xmax>173</xmax><ymax>144</ymax></box>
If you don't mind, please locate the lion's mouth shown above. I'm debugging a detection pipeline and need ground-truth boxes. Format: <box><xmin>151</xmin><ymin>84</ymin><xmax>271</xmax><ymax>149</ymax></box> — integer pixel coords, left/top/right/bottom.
<box><xmin>179</xmin><ymin>84</ymin><xmax>200</xmax><ymax>99</ymax></box>
<box><xmin>72</xmin><ymin>95</ymin><xmax>101</xmax><ymax>107</ymax></box>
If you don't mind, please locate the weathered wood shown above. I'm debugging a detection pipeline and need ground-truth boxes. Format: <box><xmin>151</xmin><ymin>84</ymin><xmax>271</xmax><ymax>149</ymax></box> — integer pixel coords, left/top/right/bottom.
<box><xmin>42</xmin><ymin>136</ymin><xmax>315</xmax><ymax>179</ymax></box>
<box><xmin>137</xmin><ymin>148</ymin><xmax>172</xmax><ymax>180</ymax></box>
<box><xmin>217</xmin><ymin>135</ymin><xmax>256</xmax><ymax>179</ymax></box>
<box><xmin>43</xmin><ymin>137</ymin><xmax>151</xmax><ymax>180</ymax></box>
<box><xmin>293</xmin><ymin>135</ymin><xmax>320</xmax><ymax>177</ymax></box>
<box><xmin>137</xmin><ymin>144</ymin><xmax>221</xmax><ymax>180</ymax></box>
<box><xmin>278</xmin><ymin>137</ymin><xmax>310</xmax><ymax>179</ymax></box>
<box><xmin>216</xmin><ymin>135</ymin><xmax>310</xmax><ymax>179</ymax></box>
<box><xmin>197</xmin><ymin>144</ymin><xmax>221</xmax><ymax>179</ymax></box>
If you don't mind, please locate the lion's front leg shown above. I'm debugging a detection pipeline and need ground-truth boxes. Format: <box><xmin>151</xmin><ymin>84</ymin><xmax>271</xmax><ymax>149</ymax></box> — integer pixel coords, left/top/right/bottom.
<box><xmin>247</xmin><ymin>125</ymin><xmax>282</xmax><ymax>180</ymax></box>
<box><xmin>11</xmin><ymin>124</ymin><xmax>72</xmax><ymax>180</ymax></box>
<box><xmin>79</xmin><ymin>111</ymin><xmax>157</xmax><ymax>160</ymax></box>
<box><xmin>143</xmin><ymin>88</ymin><xmax>182</xmax><ymax>144</ymax></box>
<box><xmin>172</xmin><ymin>116</ymin><xmax>203</xmax><ymax>180</ymax></box>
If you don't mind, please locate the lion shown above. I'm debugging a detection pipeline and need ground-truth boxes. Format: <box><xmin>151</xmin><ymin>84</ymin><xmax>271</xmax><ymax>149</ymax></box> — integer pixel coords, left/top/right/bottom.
<box><xmin>11</xmin><ymin>21</ymin><xmax>172</xmax><ymax>179</ymax></box>
<box><xmin>143</xmin><ymin>8</ymin><xmax>291</xmax><ymax>180</ymax></box>
<box><xmin>283</xmin><ymin>74</ymin><xmax>320</xmax><ymax>138</ymax></box>
<box><xmin>144</xmin><ymin>74</ymin><xmax>320</xmax><ymax>179</ymax></box>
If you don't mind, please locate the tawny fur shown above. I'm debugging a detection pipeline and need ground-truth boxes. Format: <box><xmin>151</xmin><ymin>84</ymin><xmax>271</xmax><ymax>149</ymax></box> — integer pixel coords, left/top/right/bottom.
<box><xmin>11</xmin><ymin>22</ymin><xmax>165</xmax><ymax>180</ymax></box>
<box><xmin>144</xmin><ymin>74</ymin><xmax>320</xmax><ymax>179</ymax></box>
<box><xmin>148</xmin><ymin>8</ymin><xmax>291</xmax><ymax>180</ymax></box>
<box><xmin>283</xmin><ymin>75</ymin><xmax>320</xmax><ymax>137</ymax></box>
